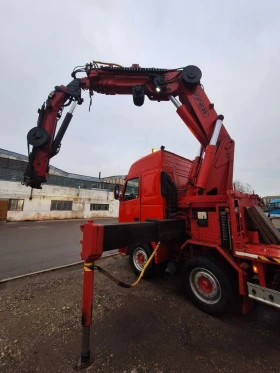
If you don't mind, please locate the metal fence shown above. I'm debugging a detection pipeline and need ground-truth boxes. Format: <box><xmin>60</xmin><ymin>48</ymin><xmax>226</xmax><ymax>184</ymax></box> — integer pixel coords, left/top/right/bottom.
<box><xmin>0</xmin><ymin>158</ymin><xmax>115</xmax><ymax>191</ymax></box>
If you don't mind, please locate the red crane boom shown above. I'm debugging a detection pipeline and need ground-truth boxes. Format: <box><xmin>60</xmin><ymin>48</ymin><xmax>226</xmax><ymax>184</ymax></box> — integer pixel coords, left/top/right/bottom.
<box><xmin>23</xmin><ymin>62</ymin><xmax>234</xmax><ymax>197</ymax></box>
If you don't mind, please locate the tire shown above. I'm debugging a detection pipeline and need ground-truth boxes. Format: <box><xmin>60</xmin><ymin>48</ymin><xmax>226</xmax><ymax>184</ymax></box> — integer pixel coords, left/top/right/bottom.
<box><xmin>129</xmin><ymin>244</ymin><xmax>154</xmax><ymax>278</ymax></box>
<box><xmin>182</xmin><ymin>256</ymin><xmax>237</xmax><ymax>316</ymax></box>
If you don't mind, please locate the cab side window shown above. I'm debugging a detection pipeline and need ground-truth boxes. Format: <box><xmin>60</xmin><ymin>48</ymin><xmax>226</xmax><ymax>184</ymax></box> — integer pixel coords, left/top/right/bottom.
<box><xmin>123</xmin><ymin>178</ymin><xmax>139</xmax><ymax>201</ymax></box>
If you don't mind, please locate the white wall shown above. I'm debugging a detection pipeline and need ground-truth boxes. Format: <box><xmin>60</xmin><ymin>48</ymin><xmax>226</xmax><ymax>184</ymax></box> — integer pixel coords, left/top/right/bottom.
<box><xmin>0</xmin><ymin>180</ymin><xmax>119</xmax><ymax>221</ymax></box>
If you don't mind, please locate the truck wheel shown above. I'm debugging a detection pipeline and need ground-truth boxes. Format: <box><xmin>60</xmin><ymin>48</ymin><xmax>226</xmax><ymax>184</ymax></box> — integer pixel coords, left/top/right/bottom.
<box><xmin>182</xmin><ymin>256</ymin><xmax>236</xmax><ymax>316</ymax></box>
<box><xmin>129</xmin><ymin>244</ymin><xmax>153</xmax><ymax>278</ymax></box>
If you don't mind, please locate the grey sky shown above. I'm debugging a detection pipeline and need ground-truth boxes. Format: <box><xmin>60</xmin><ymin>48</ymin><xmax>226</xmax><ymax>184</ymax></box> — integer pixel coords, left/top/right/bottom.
<box><xmin>1</xmin><ymin>0</ymin><xmax>280</xmax><ymax>196</ymax></box>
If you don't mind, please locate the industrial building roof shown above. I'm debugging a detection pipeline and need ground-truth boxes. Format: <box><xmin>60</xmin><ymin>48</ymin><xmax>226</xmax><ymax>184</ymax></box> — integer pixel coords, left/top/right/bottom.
<box><xmin>0</xmin><ymin>148</ymin><xmax>125</xmax><ymax>182</ymax></box>
<box><xmin>0</xmin><ymin>148</ymin><xmax>28</xmax><ymax>161</ymax></box>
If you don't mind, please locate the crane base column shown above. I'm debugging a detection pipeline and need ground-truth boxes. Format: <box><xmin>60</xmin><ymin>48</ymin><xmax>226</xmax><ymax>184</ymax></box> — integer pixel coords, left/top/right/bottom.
<box><xmin>75</xmin><ymin>260</ymin><xmax>95</xmax><ymax>371</ymax></box>
<box><xmin>75</xmin><ymin>327</ymin><xmax>94</xmax><ymax>370</ymax></box>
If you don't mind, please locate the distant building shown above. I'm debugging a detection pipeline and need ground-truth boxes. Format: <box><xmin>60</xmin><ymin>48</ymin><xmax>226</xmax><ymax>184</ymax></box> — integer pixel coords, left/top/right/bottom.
<box><xmin>0</xmin><ymin>148</ymin><xmax>125</xmax><ymax>222</ymax></box>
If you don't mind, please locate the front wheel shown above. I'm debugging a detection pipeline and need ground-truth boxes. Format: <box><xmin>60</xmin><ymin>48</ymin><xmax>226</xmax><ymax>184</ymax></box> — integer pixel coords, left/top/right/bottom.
<box><xmin>183</xmin><ymin>256</ymin><xmax>237</xmax><ymax>316</ymax></box>
<box><xmin>129</xmin><ymin>244</ymin><xmax>154</xmax><ymax>278</ymax></box>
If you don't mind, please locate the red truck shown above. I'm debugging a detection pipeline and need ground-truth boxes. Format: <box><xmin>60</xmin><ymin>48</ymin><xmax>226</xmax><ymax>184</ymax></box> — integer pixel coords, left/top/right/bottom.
<box><xmin>22</xmin><ymin>61</ymin><xmax>280</xmax><ymax>369</ymax></box>
<box><xmin>113</xmin><ymin>146</ymin><xmax>277</xmax><ymax>317</ymax></box>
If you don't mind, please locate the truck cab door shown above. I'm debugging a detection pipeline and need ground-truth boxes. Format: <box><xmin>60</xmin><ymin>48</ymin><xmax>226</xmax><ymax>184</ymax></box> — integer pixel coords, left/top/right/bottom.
<box><xmin>119</xmin><ymin>177</ymin><xmax>141</xmax><ymax>223</ymax></box>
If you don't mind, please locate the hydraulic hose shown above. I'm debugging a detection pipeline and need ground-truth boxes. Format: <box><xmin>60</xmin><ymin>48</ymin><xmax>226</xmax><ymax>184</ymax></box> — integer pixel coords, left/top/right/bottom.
<box><xmin>92</xmin><ymin>60</ymin><xmax>124</xmax><ymax>68</ymax></box>
<box><xmin>84</xmin><ymin>241</ymin><xmax>161</xmax><ymax>288</ymax></box>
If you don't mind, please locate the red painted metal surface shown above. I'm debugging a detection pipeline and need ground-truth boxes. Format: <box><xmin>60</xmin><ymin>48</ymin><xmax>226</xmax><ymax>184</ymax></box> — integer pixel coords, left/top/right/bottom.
<box><xmin>179</xmin><ymin>87</ymin><xmax>223</xmax><ymax>142</ymax></box>
<box><xmin>197</xmin><ymin>276</ymin><xmax>213</xmax><ymax>294</ymax></box>
<box><xmin>179</xmin><ymin>86</ymin><xmax>235</xmax><ymax>196</ymax></box>
<box><xmin>178</xmin><ymin>194</ymin><xmax>228</xmax><ymax>208</ymax></box>
<box><xmin>80</xmin><ymin>220</ymin><xmax>104</xmax><ymax>261</ymax></box>
<box><xmin>162</xmin><ymin>151</ymin><xmax>193</xmax><ymax>193</ymax></box>
<box><xmin>136</xmin><ymin>253</ymin><xmax>145</xmax><ymax>266</ymax></box>
<box><xmin>118</xmin><ymin>189</ymin><xmax>141</xmax><ymax>223</ymax></box>
<box><xmin>195</xmin><ymin>144</ymin><xmax>216</xmax><ymax>192</ymax></box>
<box><xmin>227</xmin><ymin>191</ymin><xmax>260</xmax><ymax>247</ymax></box>
<box><xmin>119</xmin><ymin>149</ymin><xmax>192</xmax><ymax>223</ymax></box>
<box><xmin>32</xmin><ymin>91</ymin><xmax>66</xmax><ymax>179</ymax></box>
<box><xmin>190</xmin><ymin>211</ymin><xmax>222</xmax><ymax>245</ymax></box>
<box><xmin>80</xmin><ymin>71</ymin><xmax>181</xmax><ymax>98</ymax></box>
<box><xmin>235</xmin><ymin>243</ymin><xmax>280</xmax><ymax>260</ymax></box>
<box><xmin>176</xmin><ymin>104</ymin><xmax>208</xmax><ymax>147</ymax></box>
<box><xmin>118</xmin><ymin>149</ymin><xmax>193</xmax><ymax>263</ymax></box>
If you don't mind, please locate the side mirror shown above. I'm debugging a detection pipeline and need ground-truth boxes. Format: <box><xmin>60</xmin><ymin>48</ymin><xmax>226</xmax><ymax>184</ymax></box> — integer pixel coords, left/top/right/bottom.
<box><xmin>113</xmin><ymin>184</ymin><xmax>120</xmax><ymax>200</ymax></box>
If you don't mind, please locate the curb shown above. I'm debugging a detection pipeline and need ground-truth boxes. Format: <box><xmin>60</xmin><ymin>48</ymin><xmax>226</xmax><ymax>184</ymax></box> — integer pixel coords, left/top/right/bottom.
<box><xmin>0</xmin><ymin>250</ymin><xmax>120</xmax><ymax>284</ymax></box>
<box><xmin>3</xmin><ymin>217</ymin><xmax>118</xmax><ymax>224</ymax></box>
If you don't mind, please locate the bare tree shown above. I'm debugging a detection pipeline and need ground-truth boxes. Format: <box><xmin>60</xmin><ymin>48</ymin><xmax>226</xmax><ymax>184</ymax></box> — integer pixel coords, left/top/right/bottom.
<box><xmin>234</xmin><ymin>179</ymin><xmax>254</xmax><ymax>194</ymax></box>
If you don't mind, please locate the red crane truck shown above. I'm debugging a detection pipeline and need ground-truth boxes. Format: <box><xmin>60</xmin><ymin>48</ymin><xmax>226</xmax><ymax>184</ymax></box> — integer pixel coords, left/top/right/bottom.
<box><xmin>22</xmin><ymin>61</ymin><xmax>280</xmax><ymax>369</ymax></box>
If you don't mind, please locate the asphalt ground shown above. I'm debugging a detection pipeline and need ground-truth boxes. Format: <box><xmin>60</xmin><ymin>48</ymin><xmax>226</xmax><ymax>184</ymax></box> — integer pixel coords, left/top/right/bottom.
<box><xmin>272</xmin><ymin>218</ymin><xmax>280</xmax><ymax>229</ymax></box>
<box><xmin>1</xmin><ymin>218</ymin><xmax>279</xmax><ymax>281</ymax></box>
<box><xmin>0</xmin><ymin>218</ymin><xmax>118</xmax><ymax>280</ymax></box>
<box><xmin>1</xmin><ymin>254</ymin><xmax>280</xmax><ymax>373</ymax></box>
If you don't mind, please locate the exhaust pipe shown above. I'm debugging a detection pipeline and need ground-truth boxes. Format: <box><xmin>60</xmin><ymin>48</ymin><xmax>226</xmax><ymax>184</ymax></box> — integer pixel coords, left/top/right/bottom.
<box><xmin>165</xmin><ymin>261</ymin><xmax>177</xmax><ymax>279</ymax></box>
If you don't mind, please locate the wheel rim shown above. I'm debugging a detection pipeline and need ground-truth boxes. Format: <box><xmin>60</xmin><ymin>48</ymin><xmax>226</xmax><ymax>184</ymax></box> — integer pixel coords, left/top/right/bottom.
<box><xmin>189</xmin><ymin>268</ymin><xmax>221</xmax><ymax>305</ymax></box>
<box><xmin>133</xmin><ymin>247</ymin><xmax>148</xmax><ymax>271</ymax></box>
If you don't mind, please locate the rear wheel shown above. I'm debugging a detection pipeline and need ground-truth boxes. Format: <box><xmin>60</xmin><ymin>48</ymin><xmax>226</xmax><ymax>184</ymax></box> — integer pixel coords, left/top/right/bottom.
<box><xmin>183</xmin><ymin>256</ymin><xmax>237</xmax><ymax>316</ymax></box>
<box><xmin>129</xmin><ymin>244</ymin><xmax>153</xmax><ymax>278</ymax></box>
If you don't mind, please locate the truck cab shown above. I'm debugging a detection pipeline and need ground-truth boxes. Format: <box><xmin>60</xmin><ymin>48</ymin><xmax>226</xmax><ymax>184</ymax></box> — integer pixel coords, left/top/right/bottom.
<box><xmin>113</xmin><ymin>148</ymin><xmax>193</xmax><ymax>274</ymax></box>
<box><xmin>115</xmin><ymin>147</ymin><xmax>193</xmax><ymax>223</ymax></box>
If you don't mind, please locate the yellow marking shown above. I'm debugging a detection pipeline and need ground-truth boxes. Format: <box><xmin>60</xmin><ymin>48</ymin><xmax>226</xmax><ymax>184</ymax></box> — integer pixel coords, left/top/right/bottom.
<box><xmin>273</xmin><ymin>258</ymin><xmax>280</xmax><ymax>264</ymax></box>
<box><xmin>258</xmin><ymin>255</ymin><xmax>269</xmax><ymax>261</ymax></box>
<box><xmin>84</xmin><ymin>266</ymin><xmax>92</xmax><ymax>272</ymax></box>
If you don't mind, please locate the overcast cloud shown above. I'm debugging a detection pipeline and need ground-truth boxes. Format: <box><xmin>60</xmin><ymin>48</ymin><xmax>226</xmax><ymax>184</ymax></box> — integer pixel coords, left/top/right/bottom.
<box><xmin>0</xmin><ymin>0</ymin><xmax>280</xmax><ymax>196</ymax></box>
